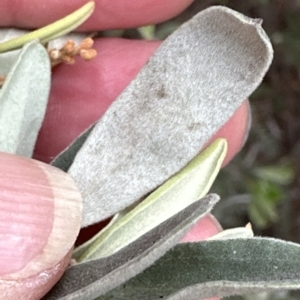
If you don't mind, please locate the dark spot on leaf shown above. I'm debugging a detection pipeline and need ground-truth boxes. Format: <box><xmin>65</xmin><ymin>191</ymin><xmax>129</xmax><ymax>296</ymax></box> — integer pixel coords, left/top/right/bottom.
<box><xmin>157</xmin><ymin>85</ymin><xmax>167</xmax><ymax>98</ymax></box>
<box><xmin>188</xmin><ymin>122</ymin><xmax>202</xmax><ymax>131</ymax></box>
<box><xmin>249</xmin><ymin>63</ymin><xmax>255</xmax><ymax>72</ymax></box>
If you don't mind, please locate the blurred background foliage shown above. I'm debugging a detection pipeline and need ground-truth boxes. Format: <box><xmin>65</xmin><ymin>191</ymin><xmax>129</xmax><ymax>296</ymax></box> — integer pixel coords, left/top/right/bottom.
<box><xmin>102</xmin><ymin>1</ymin><xmax>300</xmax><ymax>298</ymax></box>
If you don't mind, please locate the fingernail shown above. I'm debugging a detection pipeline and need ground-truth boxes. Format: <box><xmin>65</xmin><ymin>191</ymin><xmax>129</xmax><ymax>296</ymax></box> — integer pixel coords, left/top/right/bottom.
<box><xmin>0</xmin><ymin>152</ymin><xmax>82</xmax><ymax>299</ymax></box>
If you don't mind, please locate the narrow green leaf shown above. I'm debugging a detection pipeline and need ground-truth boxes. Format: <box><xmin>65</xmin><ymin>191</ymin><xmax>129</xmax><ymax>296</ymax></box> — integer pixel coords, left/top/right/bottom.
<box><xmin>0</xmin><ymin>1</ymin><xmax>95</xmax><ymax>53</ymax></box>
<box><xmin>254</xmin><ymin>161</ymin><xmax>294</xmax><ymax>185</ymax></box>
<box><xmin>43</xmin><ymin>194</ymin><xmax>219</xmax><ymax>300</ymax></box>
<box><xmin>51</xmin><ymin>125</ymin><xmax>95</xmax><ymax>172</ymax></box>
<box><xmin>249</xmin><ymin>180</ymin><xmax>282</xmax><ymax>228</ymax></box>
<box><xmin>99</xmin><ymin>238</ymin><xmax>300</xmax><ymax>300</ymax></box>
<box><xmin>0</xmin><ymin>41</ymin><xmax>51</xmax><ymax>157</ymax></box>
<box><xmin>72</xmin><ymin>203</ymin><xmax>134</xmax><ymax>261</ymax></box>
<box><xmin>68</xmin><ymin>6</ymin><xmax>273</xmax><ymax>228</ymax></box>
<box><xmin>78</xmin><ymin>138</ymin><xmax>227</xmax><ymax>261</ymax></box>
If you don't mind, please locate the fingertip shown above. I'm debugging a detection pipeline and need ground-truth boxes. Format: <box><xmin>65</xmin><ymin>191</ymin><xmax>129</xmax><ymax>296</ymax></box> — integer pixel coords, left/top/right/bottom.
<box><xmin>181</xmin><ymin>213</ymin><xmax>222</xmax><ymax>243</ymax></box>
<box><xmin>1</xmin><ymin>0</ymin><xmax>194</xmax><ymax>30</ymax></box>
<box><xmin>0</xmin><ymin>248</ymin><xmax>73</xmax><ymax>300</ymax></box>
<box><xmin>85</xmin><ymin>0</ymin><xmax>194</xmax><ymax>30</ymax></box>
<box><xmin>209</xmin><ymin>100</ymin><xmax>251</xmax><ymax>167</ymax></box>
<box><xmin>0</xmin><ymin>152</ymin><xmax>82</xmax><ymax>299</ymax></box>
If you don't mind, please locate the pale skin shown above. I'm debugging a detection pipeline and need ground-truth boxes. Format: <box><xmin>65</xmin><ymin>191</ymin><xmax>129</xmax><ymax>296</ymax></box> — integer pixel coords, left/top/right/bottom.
<box><xmin>0</xmin><ymin>0</ymin><xmax>250</xmax><ymax>298</ymax></box>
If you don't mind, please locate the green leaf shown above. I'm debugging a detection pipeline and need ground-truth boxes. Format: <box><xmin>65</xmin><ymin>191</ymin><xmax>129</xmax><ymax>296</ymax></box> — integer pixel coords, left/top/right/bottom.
<box><xmin>99</xmin><ymin>238</ymin><xmax>300</xmax><ymax>300</ymax></box>
<box><xmin>138</xmin><ymin>25</ymin><xmax>156</xmax><ymax>40</ymax></box>
<box><xmin>43</xmin><ymin>194</ymin><xmax>220</xmax><ymax>300</ymax></box>
<box><xmin>68</xmin><ymin>6</ymin><xmax>274</xmax><ymax>227</ymax></box>
<box><xmin>51</xmin><ymin>125</ymin><xmax>95</xmax><ymax>172</ymax></box>
<box><xmin>155</xmin><ymin>21</ymin><xmax>180</xmax><ymax>40</ymax></box>
<box><xmin>78</xmin><ymin>138</ymin><xmax>227</xmax><ymax>261</ymax></box>
<box><xmin>0</xmin><ymin>1</ymin><xmax>95</xmax><ymax>53</ymax></box>
<box><xmin>249</xmin><ymin>180</ymin><xmax>282</xmax><ymax>228</ymax></box>
<box><xmin>254</xmin><ymin>161</ymin><xmax>294</xmax><ymax>185</ymax></box>
<box><xmin>72</xmin><ymin>203</ymin><xmax>134</xmax><ymax>261</ymax></box>
<box><xmin>0</xmin><ymin>41</ymin><xmax>51</xmax><ymax>157</ymax></box>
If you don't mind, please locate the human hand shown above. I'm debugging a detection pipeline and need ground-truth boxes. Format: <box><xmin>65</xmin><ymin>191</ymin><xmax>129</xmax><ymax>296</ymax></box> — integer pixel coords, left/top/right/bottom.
<box><xmin>0</xmin><ymin>0</ymin><xmax>251</xmax><ymax>299</ymax></box>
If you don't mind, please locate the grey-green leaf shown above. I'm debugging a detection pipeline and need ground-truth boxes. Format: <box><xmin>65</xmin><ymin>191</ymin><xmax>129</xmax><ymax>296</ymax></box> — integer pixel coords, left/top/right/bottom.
<box><xmin>0</xmin><ymin>41</ymin><xmax>51</xmax><ymax>157</ymax></box>
<box><xmin>68</xmin><ymin>6</ymin><xmax>274</xmax><ymax>227</ymax></box>
<box><xmin>78</xmin><ymin>138</ymin><xmax>226</xmax><ymax>261</ymax></box>
<box><xmin>0</xmin><ymin>29</ymin><xmax>26</xmax><ymax>75</ymax></box>
<box><xmin>99</xmin><ymin>238</ymin><xmax>300</xmax><ymax>300</ymax></box>
<box><xmin>51</xmin><ymin>125</ymin><xmax>95</xmax><ymax>172</ymax></box>
<box><xmin>43</xmin><ymin>194</ymin><xmax>219</xmax><ymax>300</ymax></box>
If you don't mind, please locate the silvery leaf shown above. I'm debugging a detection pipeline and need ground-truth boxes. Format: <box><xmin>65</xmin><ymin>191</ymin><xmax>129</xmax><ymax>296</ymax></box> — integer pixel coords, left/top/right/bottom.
<box><xmin>99</xmin><ymin>238</ymin><xmax>300</xmax><ymax>300</ymax></box>
<box><xmin>43</xmin><ymin>194</ymin><xmax>219</xmax><ymax>300</ymax></box>
<box><xmin>78</xmin><ymin>138</ymin><xmax>226</xmax><ymax>261</ymax></box>
<box><xmin>0</xmin><ymin>29</ymin><xmax>27</xmax><ymax>75</ymax></box>
<box><xmin>0</xmin><ymin>41</ymin><xmax>51</xmax><ymax>157</ymax></box>
<box><xmin>68</xmin><ymin>6</ymin><xmax>274</xmax><ymax>227</ymax></box>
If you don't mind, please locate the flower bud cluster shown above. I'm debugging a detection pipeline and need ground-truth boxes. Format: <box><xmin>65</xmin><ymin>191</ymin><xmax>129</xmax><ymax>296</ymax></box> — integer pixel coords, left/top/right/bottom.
<box><xmin>49</xmin><ymin>37</ymin><xmax>97</xmax><ymax>66</ymax></box>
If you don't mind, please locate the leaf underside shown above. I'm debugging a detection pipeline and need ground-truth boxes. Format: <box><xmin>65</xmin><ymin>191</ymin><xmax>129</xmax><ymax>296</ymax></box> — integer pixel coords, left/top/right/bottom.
<box><xmin>68</xmin><ymin>5</ymin><xmax>274</xmax><ymax>227</ymax></box>
<box><xmin>43</xmin><ymin>4</ymin><xmax>280</xmax><ymax>300</ymax></box>
<box><xmin>43</xmin><ymin>194</ymin><xmax>219</xmax><ymax>300</ymax></box>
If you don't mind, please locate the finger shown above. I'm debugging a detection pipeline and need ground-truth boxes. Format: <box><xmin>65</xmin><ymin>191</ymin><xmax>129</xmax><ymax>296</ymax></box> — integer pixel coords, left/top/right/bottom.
<box><xmin>0</xmin><ymin>152</ymin><xmax>82</xmax><ymax>299</ymax></box>
<box><xmin>0</xmin><ymin>0</ymin><xmax>194</xmax><ymax>30</ymax></box>
<box><xmin>207</xmin><ymin>99</ymin><xmax>250</xmax><ymax>167</ymax></box>
<box><xmin>181</xmin><ymin>214</ymin><xmax>222</xmax><ymax>243</ymax></box>
<box><xmin>34</xmin><ymin>38</ymin><xmax>250</xmax><ymax>164</ymax></box>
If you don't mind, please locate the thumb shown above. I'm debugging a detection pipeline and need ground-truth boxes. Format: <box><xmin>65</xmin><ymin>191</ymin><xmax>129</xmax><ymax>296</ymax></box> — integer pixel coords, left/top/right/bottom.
<box><xmin>0</xmin><ymin>152</ymin><xmax>82</xmax><ymax>300</ymax></box>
